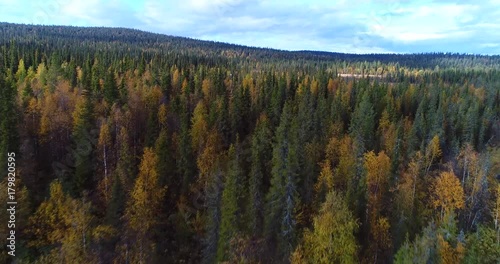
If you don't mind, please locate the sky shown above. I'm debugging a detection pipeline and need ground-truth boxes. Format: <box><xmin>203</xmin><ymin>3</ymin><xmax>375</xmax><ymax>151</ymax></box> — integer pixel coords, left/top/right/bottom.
<box><xmin>1</xmin><ymin>0</ymin><xmax>499</xmax><ymax>54</ymax></box>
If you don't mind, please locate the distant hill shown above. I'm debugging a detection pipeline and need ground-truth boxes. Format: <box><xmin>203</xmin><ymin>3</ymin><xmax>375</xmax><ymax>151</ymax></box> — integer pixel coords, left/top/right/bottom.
<box><xmin>1</xmin><ymin>22</ymin><xmax>499</xmax><ymax>70</ymax></box>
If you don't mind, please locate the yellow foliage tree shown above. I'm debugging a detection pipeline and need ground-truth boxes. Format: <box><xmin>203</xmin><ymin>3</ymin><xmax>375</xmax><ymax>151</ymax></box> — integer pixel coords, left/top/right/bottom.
<box><xmin>425</xmin><ymin>135</ymin><xmax>442</xmax><ymax>175</ymax></box>
<box><xmin>314</xmin><ymin>160</ymin><xmax>334</xmax><ymax>205</ymax></box>
<box><xmin>28</xmin><ymin>180</ymin><xmax>113</xmax><ymax>263</ymax></box>
<box><xmin>125</xmin><ymin>147</ymin><xmax>166</xmax><ymax>263</ymax></box>
<box><xmin>190</xmin><ymin>100</ymin><xmax>209</xmax><ymax>153</ymax></box>
<box><xmin>396</xmin><ymin>151</ymin><xmax>423</xmax><ymax>215</ymax></box>
<box><xmin>431</xmin><ymin>171</ymin><xmax>465</xmax><ymax>220</ymax></box>
<box><xmin>196</xmin><ymin>128</ymin><xmax>223</xmax><ymax>187</ymax></box>
<box><xmin>294</xmin><ymin>191</ymin><xmax>358</xmax><ymax>264</ymax></box>
<box><xmin>378</xmin><ymin>110</ymin><xmax>397</xmax><ymax>157</ymax></box>
<box><xmin>202</xmin><ymin>78</ymin><xmax>213</xmax><ymax>100</ymax></box>
<box><xmin>364</xmin><ymin>150</ymin><xmax>391</xmax><ymax>222</ymax></box>
<box><xmin>158</xmin><ymin>103</ymin><xmax>168</xmax><ymax>129</ymax></box>
<box><xmin>437</xmin><ymin>234</ymin><xmax>465</xmax><ymax>264</ymax></box>
<box><xmin>97</xmin><ymin>120</ymin><xmax>112</xmax><ymax>201</ymax></box>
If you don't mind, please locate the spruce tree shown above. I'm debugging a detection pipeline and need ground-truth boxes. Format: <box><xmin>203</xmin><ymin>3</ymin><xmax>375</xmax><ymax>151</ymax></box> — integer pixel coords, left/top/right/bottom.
<box><xmin>248</xmin><ymin>114</ymin><xmax>272</xmax><ymax>235</ymax></box>
<box><xmin>72</xmin><ymin>89</ymin><xmax>95</xmax><ymax>196</ymax></box>
<box><xmin>103</xmin><ymin>68</ymin><xmax>118</xmax><ymax>104</ymax></box>
<box><xmin>265</xmin><ymin>102</ymin><xmax>299</xmax><ymax>259</ymax></box>
<box><xmin>217</xmin><ymin>142</ymin><xmax>243</xmax><ymax>261</ymax></box>
<box><xmin>349</xmin><ymin>91</ymin><xmax>375</xmax><ymax>152</ymax></box>
<box><xmin>0</xmin><ymin>72</ymin><xmax>19</xmax><ymax>178</ymax></box>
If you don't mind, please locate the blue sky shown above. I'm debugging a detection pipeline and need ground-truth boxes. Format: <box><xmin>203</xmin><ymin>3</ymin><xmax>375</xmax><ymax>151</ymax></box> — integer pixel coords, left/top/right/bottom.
<box><xmin>1</xmin><ymin>0</ymin><xmax>499</xmax><ymax>54</ymax></box>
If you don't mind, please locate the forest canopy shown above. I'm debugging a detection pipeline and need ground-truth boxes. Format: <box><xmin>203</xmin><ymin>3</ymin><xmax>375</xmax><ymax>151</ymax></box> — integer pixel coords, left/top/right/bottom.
<box><xmin>0</xmin><ymin>22</ymin><xmax>499</xmax><ymax>263</ymax></box>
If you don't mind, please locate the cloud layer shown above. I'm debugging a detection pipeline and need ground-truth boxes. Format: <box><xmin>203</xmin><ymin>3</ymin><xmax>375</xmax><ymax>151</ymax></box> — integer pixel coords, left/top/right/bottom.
<box><xmin>0</xmin><ymin>0</ymin><xmax>498</xmax><ymax>54</ymax></box>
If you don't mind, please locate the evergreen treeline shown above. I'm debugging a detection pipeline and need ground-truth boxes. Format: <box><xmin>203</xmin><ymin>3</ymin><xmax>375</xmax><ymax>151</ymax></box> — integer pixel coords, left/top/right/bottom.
<box><xmin>0</xmin><ymin>23</ymin><xmax>499</xmax><ymax>263</ymax></box>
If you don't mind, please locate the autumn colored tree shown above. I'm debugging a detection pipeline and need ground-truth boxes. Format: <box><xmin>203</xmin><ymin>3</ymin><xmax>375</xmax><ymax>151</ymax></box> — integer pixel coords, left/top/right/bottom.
<box><xmin>196</xmin><ymin>128</ymin><xmax>224</xmax><ymax>186</ymax></box>
<box><xmin>424</xmin><ymin>135</ymin><xmax>442</xmax><ymax>176</ymax></box>
<box><xmin>125</xmin><ymin>147</ymin><xmax>166</xmax><ymax>263</ymax></box>
<box><xmin>431</xmin><ymin>171</ymin><xmax>465</xmax><ymax>221</ymax></box>
<box><xmin>191</xmin><ymin>100</ymin><xmax>209</xmax><ymax>153</ymax></box>
<box><xmin>97</xmin><ymin>119</ymin><xmax>112</xmax><ymax>201</ymax></box>
<box><xmin>314</xmin><ymin>160</ymin><xmax>334</xmax><ymax>206</ymax></box>
<box><xmin>294</xmin><ymin>191</ymin><xmax>358</xmax><ymax>264</ymax></box>
<box><xmin>2</xmin><ymin>23</ymin><xmax>500</xmax><ymax>264</ymax></box>
<box><xmin>457</xmin><ymin>144</ymin><xmax>488</xmax><ymax>229</ymax></box>
<box><xmin>364</xmin><ymin>150</ymin><xmax>392</xmax><ymax>262</ymax></box>
<box><xmin>394</xmin><ymin>151</ymin><xmax>425</xmax><ymax>245</ymax></box>
<box><xmin>28</xmin><ymin>180</ymin><xmax>113</xmax><ymax>263</ymax></box>
<box><xmin>365</xmin><ymin>151</ymin><xmax>391</xmax><ymax>220</ymax></box>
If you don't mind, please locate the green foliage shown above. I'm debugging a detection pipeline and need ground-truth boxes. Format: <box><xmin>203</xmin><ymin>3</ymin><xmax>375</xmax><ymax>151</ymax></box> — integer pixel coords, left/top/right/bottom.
<box><xmin>103</xmin><ymin>68</ymin><xmax>118</xmax><ymax>104</ymax></box>
<box><xmin>248</xmin><ymin>114</ymin><xmax>272</xmax><ymax>235</ymax></box>
<box><xmin>350</xmin><ymin>91</ymin><xmax>375</xmax><ymax>152</ymax></box>
<box><xmin>265</xmin><ymin>102</ymin><xmax>300</xmax><ymax>259</ymax></box>
<box><xmin>217</xmin><ymin>142</ymin><xmax>243</xmax><ymax>261</ymax></box>
<box><xmin>2</xmin><ymin>22</ymin><xmax>500</xmax><ymax>263</ymax></box>
<box><xmin>71</xmin><ymin>92</ymin><xmax>95</xmax><ymax>196</ymax></box>
<box><xmin>0</xmin><ymin>73</ymin><xmax>19</xmax><ymax>178</ymax></box>
<box><xmin>464</xmin><ymin>226</ymin><xmax>500</xmax><ymax>264</ymax></box>
<box><xmin>295</xmin><ymin>191</ymin><xmax>359</xmax><ymax>264</ymax></box>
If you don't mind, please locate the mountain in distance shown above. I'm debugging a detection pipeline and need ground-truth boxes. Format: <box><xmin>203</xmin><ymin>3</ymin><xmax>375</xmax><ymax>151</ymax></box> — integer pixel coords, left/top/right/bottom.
<box><xmin>1</xmin><ymin>22</ymin><xmax>499</xmax><ymax>70</ymax></box>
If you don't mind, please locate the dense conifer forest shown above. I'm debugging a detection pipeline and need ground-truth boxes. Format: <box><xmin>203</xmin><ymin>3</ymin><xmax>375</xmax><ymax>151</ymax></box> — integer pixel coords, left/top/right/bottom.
<box><xmin>0</xmin><ymin>22</ymin><xmax>499</xmax><ymax>263</ymax></box>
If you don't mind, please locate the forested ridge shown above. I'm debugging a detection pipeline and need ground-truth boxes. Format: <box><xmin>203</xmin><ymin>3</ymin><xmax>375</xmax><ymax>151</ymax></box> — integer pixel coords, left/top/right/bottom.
<box><xmin>0</xmin><ymin>22</ymin><xmax>499</xmax><ymax>263</ymax></box>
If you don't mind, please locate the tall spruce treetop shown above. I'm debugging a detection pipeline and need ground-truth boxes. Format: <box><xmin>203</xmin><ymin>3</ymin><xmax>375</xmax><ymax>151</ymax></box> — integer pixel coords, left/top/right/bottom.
<box><xmin>265</xmin><ymin>101</ymin><xmax>299</xmax><ymax>260</ymax></box>
<box><xmin>349</xmin><ymin>91</ymin><xmax>375</xmax><ymax>152</ymax></box>
<box><xmin>0</xmin><ymin>72</ymin><xmax>19</xmax><ymax>178</ymax></box>
<box><xmin>217</xmin><ymin>141</ymin><xmax>243</xmax><ymax>261</ymax></box>
<box><xmin>71</xmin><ymin>87</ymin><xmax>95</xmax><ymax>196</ymax></box>
<box><xmin>248</xmin><ymin>114</ymin><xmax>273</xmax><ymax>235</ymax></box>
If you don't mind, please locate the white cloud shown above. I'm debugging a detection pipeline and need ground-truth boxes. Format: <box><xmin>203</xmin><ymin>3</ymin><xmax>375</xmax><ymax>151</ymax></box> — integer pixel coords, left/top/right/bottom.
<box><xmin>480</xmin><ymin>43</ymin><xmax>499</xmax><ymax>48</ymax></box>
<box><xmin>1</xmin><ymin>0</ymin><xmax>499</xmax><ymax>54</ymax></box>
<box><xmin>365</xmin><ymin>3</ymin><xmax>479</xmax><ymax>43</ymax></box>
<box><xmin>187</xmin><ymin>0</ymin><xmax>243</xmax><ymax>14</ymax></box>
